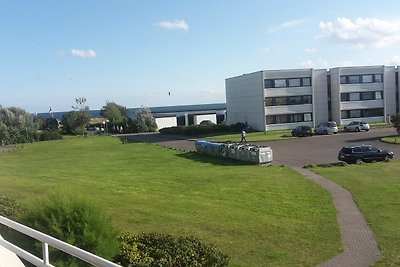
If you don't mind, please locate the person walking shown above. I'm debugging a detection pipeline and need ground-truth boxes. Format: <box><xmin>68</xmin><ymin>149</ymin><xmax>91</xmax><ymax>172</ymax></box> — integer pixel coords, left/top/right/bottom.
<box><xmin>240</xmin><ymin>129</ymin><xmax>247</xmax><ymax>143</ymax></box>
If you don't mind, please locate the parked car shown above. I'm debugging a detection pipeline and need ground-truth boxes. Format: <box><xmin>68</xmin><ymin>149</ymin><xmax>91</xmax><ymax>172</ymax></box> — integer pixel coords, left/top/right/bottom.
<box><xmin>315</xmin><ymin>121</ymin><xmax>338</xmax><ymax>135</ymax></box>
<box><xmin>344</xmin><ymin>121</ymin><xmax>370</xmax><ymax>132</ymax></box>
<box><xmin>291</xmin><ymin>126</ymin><xmax>313</xmax><ymax>137</ymax></box>
<box><xmin>338</xmin><ymin>145</ymin><xmax>394</xmax><ymax>164</ymax></box>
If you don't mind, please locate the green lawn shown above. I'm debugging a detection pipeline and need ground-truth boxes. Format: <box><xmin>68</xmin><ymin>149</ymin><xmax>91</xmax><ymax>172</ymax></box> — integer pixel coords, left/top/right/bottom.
<box><xmin>313</xmin><ymin>162</ymin><xmax>400</xmax><ymax>266</ymax></box>
<box><xmin>198</xmin><ymin>129</ymin><xmax>294</xmax><ymax>143</ymax></box>
<box><xmin>0</xmin><ymin>136</ymin><xmax>341</xmax><ymax>266</ymax></box>
<box><xmin>381</xmin><ymin>135</ymin><xmax>400</xmax><ymax>144</ymax></box>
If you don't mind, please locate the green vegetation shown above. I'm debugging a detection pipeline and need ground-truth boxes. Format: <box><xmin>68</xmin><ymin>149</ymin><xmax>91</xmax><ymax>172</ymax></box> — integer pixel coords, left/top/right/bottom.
<box><xmin>313</xmin><ymin>162</ymin><xmax>400</xmax><ymax>266</ymax></box>
<box><xmin>201</xmin><ymin>129</ymin><xmax>293</xmax><ymax>143</ymax></box>
<box><xmin>0</xmin><ymin>136</ymin><xmax>341</xmax><ymax>266</ymax></box>
<box><xmin>381</xmin><ymin>135</ymin><xmax>400</xmax><ymax>144</ymax></box>
<box><xmin>115</xmin><ymin>232</ymin><xmax>229</xmax><ymax>266</ymax></box>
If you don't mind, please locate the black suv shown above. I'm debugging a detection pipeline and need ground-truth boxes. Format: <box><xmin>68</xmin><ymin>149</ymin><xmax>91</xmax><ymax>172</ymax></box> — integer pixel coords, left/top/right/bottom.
<box><xmin>338</xmin><ymin>145</ymin><xmax>394</xmax><ymax>164</ymax></box>
<box><xmin>291</xmin><ymin>126</ymin><xmax>313</xmax><ymax>137</ymax></box>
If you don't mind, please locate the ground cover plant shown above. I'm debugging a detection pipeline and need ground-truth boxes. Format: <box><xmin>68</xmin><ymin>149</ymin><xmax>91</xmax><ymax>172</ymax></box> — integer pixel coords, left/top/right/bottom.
<box><xmin>313</xmin><ymin>162</ymin><xmax>400</xmax><ymax>266</ymax></box>
<box><xmin>199</xmin><ymin>129</ymin><xmax>293</xmax><ymax>143</ymax></box>
<box><xmin>0</xmin><ymin>136</ymin><xmax>341</xmax><ymax>266</ymax></box>
<box><xmin>381</xmin><ymin>135</ymin><xmax>400</xmax><ymax>144</ymax></box>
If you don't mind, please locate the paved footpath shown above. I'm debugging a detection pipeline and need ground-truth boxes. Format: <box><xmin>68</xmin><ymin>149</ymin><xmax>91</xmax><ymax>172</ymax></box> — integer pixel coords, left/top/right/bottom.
<box><xmin>120</xmin><ymin>133</ymin><xmax>382</xmax><ymax>266</ymax></box>
<box><xmin>293</xmin><ymin>167</ymin><xmax>380</xmax><ymax>267</ymax></box>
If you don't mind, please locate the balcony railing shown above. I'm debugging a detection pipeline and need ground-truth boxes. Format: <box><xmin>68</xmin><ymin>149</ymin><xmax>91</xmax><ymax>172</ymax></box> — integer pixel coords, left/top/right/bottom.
<box><xmin>0</xmin><ymin>215</ymin><xmax>122</xmax><ymax>267</ymax></box>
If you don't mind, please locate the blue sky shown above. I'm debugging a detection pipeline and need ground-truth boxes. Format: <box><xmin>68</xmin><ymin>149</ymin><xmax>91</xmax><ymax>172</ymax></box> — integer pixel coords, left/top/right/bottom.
<box><xmin>1</xmin><ymin>0</ymin><xmax>400</xmax><ymax>113</ymax></box>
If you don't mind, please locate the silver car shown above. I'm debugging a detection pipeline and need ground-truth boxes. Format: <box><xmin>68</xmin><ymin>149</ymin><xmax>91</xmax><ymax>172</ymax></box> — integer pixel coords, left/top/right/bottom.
<box><xmin>315</xmin><ymin>121</ymin><xmax>338</xmax><ymax>135</ymax></box>
<box><xmin>344</xmin><ymin>121</ymin><xmax>370</xmax><ymax>132</ymax></box>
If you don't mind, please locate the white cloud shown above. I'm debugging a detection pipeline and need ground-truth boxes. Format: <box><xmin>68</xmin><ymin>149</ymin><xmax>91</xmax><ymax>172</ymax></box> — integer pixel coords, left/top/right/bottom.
<box><xmin>319</xmin><ymin>17</ymin><xmax>400</xmax><ymax>48</ymax></box>
<box><xmin>304</xmin><ymin>48</ymin><xmax>317</xmax><ymax>53</ymax></box>
<box><xmin>154</xmin><ymin>20</ymin><xmax>189</xmax><ymax>31</ymax></box>
<box><xmin>267</xmin><ymin>19</ymin><xmax>305</xmax><ymax>33</ymax></box>
<box><xmin>299</xmin><ymin>57</ymin><xmax>328</xmax><ymax>68</ymax></box>
<box><xmin>388</xmin><ymin>55</ymin><xmax>400</xmax><ymax>65</ymax></box>
<box><xmin>70</xmin><ymin>49</ymin><xmax>97</xmax><ymax>58</ymax></box>
<box><xmin>261</xmin><ymin>47</ymin><xmax>270</xmax><ymax>53</ymax></box>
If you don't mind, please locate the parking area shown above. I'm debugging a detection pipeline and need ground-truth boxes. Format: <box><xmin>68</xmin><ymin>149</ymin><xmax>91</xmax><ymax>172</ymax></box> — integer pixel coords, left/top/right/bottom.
<box><xmin>122</xmin><ymin>127</ymin><xmax>400</xmax><ymax>167</ymax></box>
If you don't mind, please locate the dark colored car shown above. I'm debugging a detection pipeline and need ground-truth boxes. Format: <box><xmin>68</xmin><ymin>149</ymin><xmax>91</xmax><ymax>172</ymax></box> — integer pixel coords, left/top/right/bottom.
<box><xmin>338</xmin><ymin>145</ymin><xmax>394</xmax><ymax>164</ymax></box>
<box><xmin>291</xmin><ymin>126</ymin><xmax>313</xmax><ymax>137</ymax></box>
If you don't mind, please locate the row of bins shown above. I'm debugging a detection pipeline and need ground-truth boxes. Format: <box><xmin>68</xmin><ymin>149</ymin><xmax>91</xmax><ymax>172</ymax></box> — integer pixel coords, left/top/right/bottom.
<box><xmin>195</xmin><ymin>141</ymin><xmax>273</xmax><ymax>164</ymax></box>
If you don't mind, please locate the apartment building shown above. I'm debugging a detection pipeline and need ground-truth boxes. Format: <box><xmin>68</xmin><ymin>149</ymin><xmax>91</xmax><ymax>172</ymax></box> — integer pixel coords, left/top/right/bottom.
<box><xmin>225</xmin><ymin>65</ymin><xmax>399</xmax><ymax>131</ymax></box>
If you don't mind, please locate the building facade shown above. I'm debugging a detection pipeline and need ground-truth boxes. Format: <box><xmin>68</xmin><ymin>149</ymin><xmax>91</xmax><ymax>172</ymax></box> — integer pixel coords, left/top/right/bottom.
<box><xmin>225</xmin><ymin>65</ymin><xmax>399</xmax><ymax>131</ymax></box>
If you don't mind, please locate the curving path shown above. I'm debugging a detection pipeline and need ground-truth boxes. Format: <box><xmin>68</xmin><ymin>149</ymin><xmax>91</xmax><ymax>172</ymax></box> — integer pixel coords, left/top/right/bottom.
<box><xmin>120</xmin><ymin>132</ymin><xmax>383</xmax><ymax>266</ymax></box>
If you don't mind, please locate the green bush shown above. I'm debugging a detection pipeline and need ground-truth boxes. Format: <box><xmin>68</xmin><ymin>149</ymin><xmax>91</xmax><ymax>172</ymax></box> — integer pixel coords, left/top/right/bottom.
<box><xmin>159</xmin><ymin>122</ymin><xmax>247</xmax><ymax>136</ymax></box>
<box><xmin>39</xmin><ymin>130</ymin><xmax>63</xmax><ymax>141</ymax></box>
<box><xmin>0</xmin><ymin>196</ymin><xmax>24</xmax><ymax>235</ymax></box>
<box><xmin>19</xmin><ymin>193</ymin><xmax>118</xmax><ymax>267</ymax></box>
<box><xmin>115</xmin><ymin>232</ymin><xmax>229</xmax><ymax>267</ymax></box>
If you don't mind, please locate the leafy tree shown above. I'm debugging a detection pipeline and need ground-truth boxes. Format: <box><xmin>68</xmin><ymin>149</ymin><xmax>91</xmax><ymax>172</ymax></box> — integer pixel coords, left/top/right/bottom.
<box><xmin>391</xmin><ymin>114</ymin><xmax>400</xmax><ymax>135</ymax></box>
<box><xmin>132</xmin><ymin>106</ymin><xmax>157</xmax><ymax>133</ymax></box>
<box><xmin>100</xmin><ymin>101</ymin><xmax>128</xmax><ymax>125</ymax></box>
<box><xmin>61</xmin><ymin>98</ymin><xmax>90</xmax><ymax>135</ymax></box>
<box><xmin>0</xmin><ymin>106</ymin><xmax>37</xmax><ymax>144</ymax></box>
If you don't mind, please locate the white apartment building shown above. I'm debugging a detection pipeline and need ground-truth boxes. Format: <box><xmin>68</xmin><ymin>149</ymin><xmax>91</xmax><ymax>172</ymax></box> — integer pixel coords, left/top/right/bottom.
<box><xmin>225</xmin><ymin>65</ymin><xmax>399</xmax><ymax>131</ymax></box>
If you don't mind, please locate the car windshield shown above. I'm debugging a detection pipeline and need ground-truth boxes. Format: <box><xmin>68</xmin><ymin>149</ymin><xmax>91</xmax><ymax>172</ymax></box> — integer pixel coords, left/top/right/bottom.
<box><xmin>328</xmin><ymin>122</ymin><xmax>337</xmax><ymax>127</ymax></box>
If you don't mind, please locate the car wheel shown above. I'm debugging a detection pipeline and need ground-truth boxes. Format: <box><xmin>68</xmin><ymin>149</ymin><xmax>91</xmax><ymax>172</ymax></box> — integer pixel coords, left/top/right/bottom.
<box><xmin>344</xmin><ymin>127</ymin><xmax>347</xmax><ymax>132</ymax></box>
<box><xmin>356</xmin><ymin>127</ymin><xmax>360</xmax><ymax>132</ymax></box>
<box><xmin>355</xmin><ymin>158</ymin><xmax>362</xmax><ymax>164</ymax></box>
<box><xmin>384</xmin><ymin>155</ymin><xmax>390</xmax><ymax>161</ymax></box>
<box><xmin>324</xmin><ymin>130</ymin><xmax>328</xmax><ymax>135</ymax></box>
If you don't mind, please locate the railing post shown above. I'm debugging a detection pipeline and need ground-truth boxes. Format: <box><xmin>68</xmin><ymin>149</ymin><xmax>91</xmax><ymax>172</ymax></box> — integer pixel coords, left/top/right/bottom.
<box><xmin>42</xmin><ymin>242</ymin><xmax>50</xmax><ymax>265</ymax></box>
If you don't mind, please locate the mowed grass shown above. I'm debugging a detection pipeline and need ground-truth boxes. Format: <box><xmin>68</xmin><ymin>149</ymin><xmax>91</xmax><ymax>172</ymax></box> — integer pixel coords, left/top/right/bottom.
<box><xmin>199</xmin><ymin>130</ymin><xmax>294</xmax><ymax>143</ymax></box>
<box><xmin>381</xmin><ymin>135</ymin><xmax>400</xmax><ymax>144</ymax></box>
<box><xmin>0</xmin><ymin>136</ymin><xmax>341</xmax><ymax>266</ymax></box>
<box><xmin>313</xmin><ymin>162</ymin><xmax>400</xmax><ymax>266</ymax></box>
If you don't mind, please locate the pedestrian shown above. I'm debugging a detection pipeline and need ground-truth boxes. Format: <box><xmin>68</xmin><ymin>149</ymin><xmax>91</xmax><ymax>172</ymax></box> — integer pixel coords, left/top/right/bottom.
<box><xmin>240</xmin><ymin>129</ymin><xmax>247</xmax><ymax>143</ymax></box>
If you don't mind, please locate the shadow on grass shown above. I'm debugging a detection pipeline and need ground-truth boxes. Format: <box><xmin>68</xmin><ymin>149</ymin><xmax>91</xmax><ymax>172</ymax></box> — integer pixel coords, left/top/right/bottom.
<box><xmin>175</xmin><ymin>151</ymin><xmax>255</xmax><ymax>166</ymax></box>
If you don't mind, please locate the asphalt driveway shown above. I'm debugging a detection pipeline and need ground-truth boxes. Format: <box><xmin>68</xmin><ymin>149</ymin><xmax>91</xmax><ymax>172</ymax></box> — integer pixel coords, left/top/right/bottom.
<box><xmin>121</xmin><ymin>127</ymin><xmax>400</xmax><ymax>167</ymax></box>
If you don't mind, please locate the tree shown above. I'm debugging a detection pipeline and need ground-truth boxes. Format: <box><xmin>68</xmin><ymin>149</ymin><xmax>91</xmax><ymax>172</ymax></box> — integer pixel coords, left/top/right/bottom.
<box><xmin>0</xmin><ymin>106</ymin><xmax>37</xmax><ymax>144</ymax></box>
<box><xmin>100</xmin><ymin>102</ymin><xmax>128</xmax><ymax>125</ymax></box>
<box><xmin>61</xmin><ymin>98</ymin><xmax>90</xmax><ymax>135</ymax></box>
<box><xmin>391</xmin><ymin>114</ymin><xmax>400</xmax><ymax>135</ymax></box>
<box><xmin>132</xmin><ymin>107</ymin><xmax>157</xmax><ymax>133</ymax></box>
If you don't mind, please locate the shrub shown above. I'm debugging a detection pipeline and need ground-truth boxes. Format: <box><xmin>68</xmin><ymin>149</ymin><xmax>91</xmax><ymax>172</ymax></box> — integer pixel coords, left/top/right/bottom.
<box><xmin>115</xmin><ymin>232</ymin><xmax>229</xmax><ymax>267</ymax></box>
<box><xmin>0</xmin><ymin>196</ymin><xmax>24</xmax><ymax>234</ymax></box>
<box><xmin>159</xmin><ymin>122</ymin><xmax>247</xmax><ymax>136</ymax></box>
<box><xmin>39</xmin><ymin>130</ymin><xmax>63</xmax><ymax>141</ymax></box>
<box><xmin>19</xmin><ymin>192</ymin><xmax>118</xmax><ymax>266</ymax></box>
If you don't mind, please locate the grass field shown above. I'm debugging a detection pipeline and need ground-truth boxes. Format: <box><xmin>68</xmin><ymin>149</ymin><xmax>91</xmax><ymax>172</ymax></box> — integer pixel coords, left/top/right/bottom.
<box><xmin>198</xmin><ymin>129</ymin><xmax>294</xmax><ymax>143</ymax></box>
<box><xmin>381</xmin><ymin>135</ymin><xmax>400</xmax><ymax>144</ymax></box>
<box><xmin>0</xmin><ymin>136</ymin><xmax>341</xmax><ymax>266</ymax></box>
<box><xmin>313</xmin><ymin>162</ymin><xmax>400</xmax><ymax>266</ymax></box>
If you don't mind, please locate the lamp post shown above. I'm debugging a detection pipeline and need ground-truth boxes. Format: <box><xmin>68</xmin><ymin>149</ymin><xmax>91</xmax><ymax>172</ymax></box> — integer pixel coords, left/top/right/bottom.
<box><xmin>105</xmin><ymin>120</ymin><xmax>109</xmax><ymax>135</ymax></box>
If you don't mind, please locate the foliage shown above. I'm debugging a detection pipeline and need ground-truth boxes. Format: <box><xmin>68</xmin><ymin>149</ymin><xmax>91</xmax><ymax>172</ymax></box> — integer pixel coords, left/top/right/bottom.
<box><xmin>128</xmin><ymin>107</ymin><xmax>157</xmax><ymax>133</ymax></box>
<box><xmin>61</xmin><ymin>98</ymin><xmax>90</xmax><ymax>135</ymax></box>
<box><xmin>100</xmin><ymin>101</ymin><xmax>128</xmax><ymax>125</ymax></box>
<box><xmin>115</xmin><ymin>232</ymin><xmax>229</xmax><ymax>267</ymax></box>
<box><xmin>39</xmin><ymin>130</ymin><xmax>63</xmax><ymax>141</ymax></box>
<box><xmin>0</xmin><ymin>136</ymin><xmax>341</xmax><ymax>266</ymax></box>
<box><xmin>391</xmin><ymin>114</ymin><xmax>400</xmax><ymax>134</ymax></box>
<box><xmin>159</xmin><ymin>122</ymin><xmax>247</xmax><ymax>136</ymax></box>
<box><xmin>0</xmin><ymin>106</ymin><xmax>38</xmax><ymax>144</ymax></box>
<box><xmin>19</xmin><ymin>192</ymin><xmax>118</xmax><ymax>267</ymax></box>
<box><xmin>0</xmin><ymin>196</ymin><xmax>22</xmax><ymax>220</ymax></box>
<box><xmin>44</xmin><ymin>118</ymin><xmax>59</xmax><ymax>131</ymax></box>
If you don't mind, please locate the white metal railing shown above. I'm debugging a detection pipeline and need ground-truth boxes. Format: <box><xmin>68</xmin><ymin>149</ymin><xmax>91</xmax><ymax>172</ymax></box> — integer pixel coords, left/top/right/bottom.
<box><xmin>0</xmin><ymin>215</ymin><xmax>122</xmax><ymax>267</ymax></box>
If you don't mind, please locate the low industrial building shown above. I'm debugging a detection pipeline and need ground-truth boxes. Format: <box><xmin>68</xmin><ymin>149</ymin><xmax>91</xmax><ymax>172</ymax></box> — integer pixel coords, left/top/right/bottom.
<box><xmin>225</xmin><ymin>65</ymin><xmax>399</xmax><ymax>131</ymax></box>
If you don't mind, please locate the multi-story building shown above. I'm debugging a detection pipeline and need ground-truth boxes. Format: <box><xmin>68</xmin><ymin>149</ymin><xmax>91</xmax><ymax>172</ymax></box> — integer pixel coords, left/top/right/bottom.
<box><xmin>225</xmin><ymin>65</ymin><xmax>399</xmax><ymax>131</ymax></box>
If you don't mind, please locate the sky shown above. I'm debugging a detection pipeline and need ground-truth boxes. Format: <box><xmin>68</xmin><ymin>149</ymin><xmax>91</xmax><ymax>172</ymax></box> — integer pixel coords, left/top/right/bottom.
<box><xmin>1</xmin><ymin>0</ymin><xmax>400</xmax><ymax>113</ymax></box>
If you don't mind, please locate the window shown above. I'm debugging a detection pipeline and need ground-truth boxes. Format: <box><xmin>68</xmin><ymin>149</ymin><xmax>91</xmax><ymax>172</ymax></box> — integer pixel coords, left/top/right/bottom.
<box><xmin>288</xmin><ymin>96</ymin><xmax>302</xmax><ymax>105</ymax></box>
<box><xmin>265</xmin><ymin>97</ymin><xmax>273</xmax><ymax>106</ymax></box>
<box><xmin>375</xmin><ymin>91</ymin><xmax>383</xmax><ymax>100</ymax></box>
<box><xmin>275</xmin><ymin>97</ymin><xmax>287</xmax><ymax>105</ymax></box>
<box><xmin>266</xmin><ymin>113</ymin><xmax>313</xmax><ymax>124</ymax></box>
<box><xmin>264</xmin><ymin>79</ymin><xmax>273</xmax><ymax>88</ymax></box>
<box><xmin>340</xmin><ymin>76</ymin><xmax>347</xmax><ymax>84</ymax></box>
<box><xmin>349</xmin><ymin>93</ymin><xmax>360</xmax><ymax>101</ymax></box>
<box><xmin>303</xmin><ymin>95</ymin><xmax>312</xmax><ymax>104</ymax></box>
<box><xmin>350</xmin><ymin>110</ymin><xmax>361</xmax><ymax>118</ymax></box>
<box><xmin>302</xmin><ymin>77</ymin><xmax>311</xmax><ymax>86</ymax></box>
<box><xmin>289</xmin><ymin>78</ymin><xmax>301</xmax><ymax>87</ymax></box>
<box><xmin>348</xmin><ymin>75</ymin><xmax>360</xmax><ymax>84</ymax></box>
<box><xmin>341</xmin><ymin>110</ymin><xmax>349</xmax><ymax>119</ymax></box>
<box><xmin>361</xmin><ymin>92</ymin><xmax>374</xmax><ymax>100</ymax></box>
<box><xmin>275</xmin><ymin>114</ymin><xmax>288</xmax><ymax>123</ymax></box>
<box><xmin>266</xmin><ymin>116</ymin><xmax>274</xmax><ymax>124</ymax></box>
<box><xmin>304</xmin><ymin>113</ymin><xmax>312</xmax><ymax>121</ymax></box>
<box><xmin>274</xmin><ymin>79</ymin><xmax>287</xmax><ymax>88</ymax></box>
<box><xmin>341</xmin><ymin>93</ymin><xmax>349</xmax><ymax>102</ymax></box>
<box><xmin>362</xmin><ymin>75</ymin><xmax>373</xmax><ymax>83</ymax></box>
<box><xmin>374</xmin><ymin>74</ymin><xmax>383</xmax><ymax>82</ymax></box>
